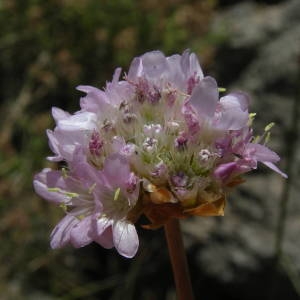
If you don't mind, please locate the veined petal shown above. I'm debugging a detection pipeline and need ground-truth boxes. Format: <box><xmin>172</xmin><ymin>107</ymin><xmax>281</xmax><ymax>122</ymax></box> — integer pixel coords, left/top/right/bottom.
<box><xmin>77</xmin><ymin>85</ymin><xmax>109</xmax><ymax>112</ymax></box>
<box><xmin>248</xmin><ymin>143</ymin><xmax>280</xmax><ymax>162</ymax></box>
<box><xmin>33</xmin><ymin>169</ymin><xmax>70</xmax><ymax>204</ymax></box>
<box><xmin>52</xmin><ymin>107</ymin><xmax>70</xmax><ymax>123</ymax></box>
<box><xmin>57</xmin><ymin>111</ymin><xmax>97</xmax><ymax>131</ymax></box>
<box><xmin>102</xmin><ymin>154</ymin><xmax>131</xmax><ymax>187</ymax></box>
<box><xmin>140</xmin><ymin>51</ymin><xmax>168</xmax><ymax>79</ymax></box>
<box><xmin>93</xmin><ymin>216</ymin><xmax>112</xmax><ymax>235</ymax></box>
<box><xmin>46</xmin><ymin>129</ymin><xmax>63</xmax><ymax>161</ymax></box>
<box><xmin>70</xmin><ymin>146</ymin><xmax>101</xmax><ymax>185</ymax></box>
<box><xmin>166</xmin><ymin>54</ymin><xmax>185</xmax><ymax>90</ymax></box>
<box><xmin>50</xmin><ymin>214</ymin><xmax>79</xmax><ymax>249</ymax></box>
<box><xmin>217</xmin><ymin>93</ymin><xmax>249</xmax><ymax>130</ymax></box>
<box><xmin>70</xmin><ymin>216</ymin><xmax>93</xmax><ymax>248</ymax></box>
<box><xmin>127</xmin><ymin>57</ymin><xmax>143</xmax><ymax>80</ymax></box>
<box><xmin>95</xmin><ymin>226</ymin><xmax>114</xmax><ymax>249</ymax></box>
<box><xmin>181</xmin><ymin>49</ymin><xmax>204</xmax><ymax>80</ymax></box>
<box><xmin>189</xmin><ymin>76</ymin><xmax>219</xmax><ymax>118</ymax></box>
<box><xmin>229</xmin><ymin>91</ymin><xmax>250</xmax><ymax>111</ymax></box>
<box><xmin>47</xmin><ymin>128</ymin><xmax>88</xmax><ymax>162</ymax></box>
<box><xmin>91</xmin><ymin>215</ymin><xmax>114</xmax><ymax>248</ymax></box>
<box><xmin>112</xmin><ymin>220</ymin><xmax>139</xmax><ymax>258</ymax></box>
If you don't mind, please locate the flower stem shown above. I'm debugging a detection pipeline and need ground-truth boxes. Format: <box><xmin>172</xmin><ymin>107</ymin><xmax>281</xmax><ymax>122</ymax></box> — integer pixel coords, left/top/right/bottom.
<box><xmin>164</xmin><ymin>218</ymin><xmax>194</xmax><ymax>300</ymax></box>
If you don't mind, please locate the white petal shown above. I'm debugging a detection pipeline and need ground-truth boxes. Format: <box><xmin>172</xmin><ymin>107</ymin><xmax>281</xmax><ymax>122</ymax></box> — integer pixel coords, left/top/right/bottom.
<box><xmin>113</xmin><ymin>221</ymin><xmax>139</xmax><ymax>258</ymax></box>
<box><xmin>57</xmin><ymin>111</ymin><xmax>97</xmax><ymax>131</ymax></box>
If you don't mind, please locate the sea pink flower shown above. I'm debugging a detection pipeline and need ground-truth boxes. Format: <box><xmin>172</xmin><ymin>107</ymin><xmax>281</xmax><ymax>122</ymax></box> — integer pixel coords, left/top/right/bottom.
<box><xmin>34</xmin><ymin>148</ymin><xmax>139</xmax><ymax>257</ymax></box>
<box><xmin>47</xmin><ymin>107</ymin><xmax>97</xmax><ymax>162</ymax></box>
<box><xmin>91</xmin><ymin>154</ymin><xmax>140</xmax><ymax>258</ymax></box>
<box><xmin>34</xmin><ymin>50</ymin><xmax>286</xmax><ymax>257</ymax></box>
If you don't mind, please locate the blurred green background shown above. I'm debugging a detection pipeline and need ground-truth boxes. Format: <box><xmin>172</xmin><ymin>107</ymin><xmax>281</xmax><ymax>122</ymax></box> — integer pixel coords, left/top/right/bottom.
<box><xmin>1</xmin><ymin>0</ymin><xmax>299</xmax><ymax>299</ymax></box>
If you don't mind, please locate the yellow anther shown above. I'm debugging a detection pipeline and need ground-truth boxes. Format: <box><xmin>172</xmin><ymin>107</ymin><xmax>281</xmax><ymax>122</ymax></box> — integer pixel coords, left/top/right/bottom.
<box><xmin>47</xmin><ymin>187</ymin><xmax>79</xmax><ymax>198</ymax></box>
<box><xmin>248</xmin><ymin>113</ymin><xmax>257</xmax><ymax>126</ymax></box>
<box><xmin>62</xmin><ymin>168</ymin><xmax>68</xmax><ymax>178</ymax></box>
<box><xmin>88</xmin><ymin>183</ymin><xmax>96</xmax><ymax>194</ymax></box>
<box><xmin>59</xmin><ymin>203</ymin><xmax>67</xmax><ymax>212</ymax></box>
<box><xmin>265</xmin><ymin>131</ymin><xmax>271</xmax><ymax>144</ymax></box>
<box><xmin>264</xmin><ymin>122</ymin><xmax>275</xmax><ymax>132</ymax></box>
<box><xmin>114</xmin><ymin>187</ymin><xmax>121</xmax><ymax>201</ymax></box>
<box><xmin>48</xmin><ymin>187</ymin><xmax>61</xmax><ymax>192</ymax></box>
<box><xmin>64</xmin><ymin>191</ymin><xmax>79</xmax><ymax>198</ymax></box>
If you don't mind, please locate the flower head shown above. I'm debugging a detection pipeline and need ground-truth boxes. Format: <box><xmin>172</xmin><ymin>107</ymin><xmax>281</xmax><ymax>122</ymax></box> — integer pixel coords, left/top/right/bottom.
<box><xmin>34</xmin><ymin>50</ymin><xmax>287</xmax><ymax>257</ymax></box>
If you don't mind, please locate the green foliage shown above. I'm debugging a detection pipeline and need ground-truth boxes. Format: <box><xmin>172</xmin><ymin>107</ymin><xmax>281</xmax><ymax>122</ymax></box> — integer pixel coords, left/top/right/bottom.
<box><xmin>0</xmin><ymin>0</ymin><xmax>221</xmax><ymax>299</ymax></box>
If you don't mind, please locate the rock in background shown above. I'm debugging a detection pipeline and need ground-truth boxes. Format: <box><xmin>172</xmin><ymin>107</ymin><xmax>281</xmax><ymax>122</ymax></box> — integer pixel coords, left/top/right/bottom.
<box><xmin>182</xmin><ymin>1</ymin><xmax>300</xmax><ymax>299</ymax></box>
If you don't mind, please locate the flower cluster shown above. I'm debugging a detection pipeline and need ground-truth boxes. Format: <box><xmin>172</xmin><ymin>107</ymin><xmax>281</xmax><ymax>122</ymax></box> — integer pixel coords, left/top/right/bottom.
<box><xmin>34</xmin><ymin>50</ymin><xmax>286</xmax><ymax>258</ymax></box>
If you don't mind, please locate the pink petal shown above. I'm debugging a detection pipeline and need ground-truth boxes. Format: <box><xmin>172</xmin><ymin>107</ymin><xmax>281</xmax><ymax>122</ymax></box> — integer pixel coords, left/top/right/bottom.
<box><xmin>214</xmin><ymin>162</ymin><xmax>237</xmax><ymax>181</ymax></box>
<box><xmin>166</xmin><ymin>54</ymin><xmax>185</xmax><ymax>89</ymax></box>
<box><xmin>93</xmin><ymin>217</ymin><xmax>114</xmax><ymax>249</ymax></box>
<box><xmin>70</xmin><ymin>147</ymin><xmax>100</xmax><ymax>185</ymax></box>
<box><xmin>217</xmin><ymin>93</ymin><xmax>249</xmax><ymax>130</ymax></box>
<box><xmin>46</xmin><ymin>129</ymin><xmax>63</xmax><ymax>161</ymax></box>
<box><xmin>102</xmin><ymin>154</ymin><xmax>131</xmax><ymax>187</ymax></box>
<box><xmin>249</xmin><ymin>144</ymin><xmax>280</xmax><ymax>162</ymax></box>
<box><xmin>96</xmin><ymin>227</ymin><xmax>114</xmax><ymax>249</ymax></box>
<box><xmin>127</xmin><ymin>57</ymin><xmax>143</xmax><ymax>80</ymax></box>
<box><xmin>47</xmin><ymin>129</ymin><xmax>88</xmax><ymax>162</ymax></box>
<box><xmin>77</xmin><ymin>85</ymin><xmax>109</xmax><ymax>112</ymax></box>
<box><xmin>229</xmin><ymin>91</ymin><xmax>250</xmax><ymax>111</ymax></box>
<box><xmin>52</xmin><ymin>107</ymin><xmax>70</xmax><ymax>123</ymax></box>
<box><xmin>141</xmin><ymin>51</ymin><xmax>168</xmax><ymax>79</ymax></box>
<box><xmin>70</xmin><ymin>216</ymin><xmax>93</xmax><ymax>248</ymax></box>
<box><xmin>189</xmin><ymin>76</ymin><xmax>218</xmax><ymax>118</ymax></box>
<box><xmin>181</xmin><ymin>49</ymin><xmax>204</xmax><ymax>79</ymax></box>
<box><xmin>33</xmin><ymin>169</ymin><xmax>69</xmax><ymax>204</ymax></box>
<box><xmin>262</xmin><ymin>161</ymin><xmax>288</xmax><ymax>178</ymax></box>
<box><xmin>112</xmin><ymin>67</ymin><xmax>122</xmax><ymax>84</ymax></box>
<box><xmin>50</xmin><ymin>214</ymin><xmax>79</xmax><ymax>249</ymax></box>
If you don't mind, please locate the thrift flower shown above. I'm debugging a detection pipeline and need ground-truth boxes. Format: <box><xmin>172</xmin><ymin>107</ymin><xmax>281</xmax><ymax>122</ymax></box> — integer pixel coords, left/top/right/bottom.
<box><xmin>34</xmin><ymin>50</ymin><xmax>287</xmax><ymax>257</ymax></box>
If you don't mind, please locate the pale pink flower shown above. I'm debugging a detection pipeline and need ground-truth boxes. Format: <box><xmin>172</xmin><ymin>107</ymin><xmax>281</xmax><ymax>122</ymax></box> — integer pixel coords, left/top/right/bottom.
<box><xmin>34</xmin><ymin>50</ymin><xmax>286</xmax><ymax>257</ymax></box>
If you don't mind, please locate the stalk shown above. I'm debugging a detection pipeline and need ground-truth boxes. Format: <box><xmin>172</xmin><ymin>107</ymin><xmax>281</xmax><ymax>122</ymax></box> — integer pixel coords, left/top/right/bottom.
<box><xmin>164</xmin><ymin>218</ymin><xmax>194</xmax><ymax>300</ymax></box>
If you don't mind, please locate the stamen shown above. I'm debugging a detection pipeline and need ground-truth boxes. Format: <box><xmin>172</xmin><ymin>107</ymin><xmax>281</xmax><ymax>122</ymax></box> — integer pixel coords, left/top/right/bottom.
<box><xmin>89</xmin><ymin>131</ymin><xmax>104</xmax><ymax>156</ymax></box>
<box><xmin>114</xmin><ymin>187</ymin><xmax>121</xmax><ymax>201</ymax></box>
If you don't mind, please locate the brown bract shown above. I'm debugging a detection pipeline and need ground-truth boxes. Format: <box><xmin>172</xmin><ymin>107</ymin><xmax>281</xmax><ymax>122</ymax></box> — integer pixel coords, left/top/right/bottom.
<box><xmin>127</xmin><ymin>177</ymin><xmax>244</xmax><ymax>229</ymax></box>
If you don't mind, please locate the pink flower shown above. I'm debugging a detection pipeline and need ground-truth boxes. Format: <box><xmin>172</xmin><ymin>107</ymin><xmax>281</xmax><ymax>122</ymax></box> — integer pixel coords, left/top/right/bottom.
<box><xmin>34</xmin><ymin>148</ymin><xmax>139</xmax><ymax>257</ymax></box>
<box><xmin>33</xmin><ymin>156</ymin><xmax>98</xmax><ymax>249</ymax></box>
<box><xmin>91</xmin><ymin>154</ymin><xmax>140</xmax><ymax>258</ymax></box>
<box><xmin>47</xmin><ymin>107</ymin><xmax>97</xmax><ymax>162</ymax></box>
<box><xmin>34</xmin><ymin>49</ymin><xmax>287</xmax><ymax>257</ymax></box>
<box><xmin>188</xmin><ymin>78</ymin><xmax>250</xmax><ymax>131</ymax></box>
<box><xmin>127</xmin><ymin>50</ymin><xmax>203</xmax><ymax>93</ymax></box>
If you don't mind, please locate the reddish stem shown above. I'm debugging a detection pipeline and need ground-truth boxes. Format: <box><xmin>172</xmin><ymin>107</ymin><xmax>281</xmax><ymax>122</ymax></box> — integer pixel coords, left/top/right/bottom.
<box><xmin>164</xmin><ymin>218</ymin><xmax>194</xmax><ymax>300</ymax></box>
